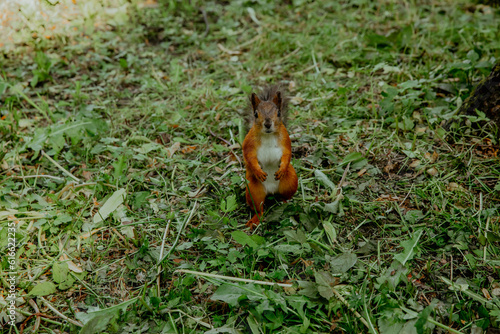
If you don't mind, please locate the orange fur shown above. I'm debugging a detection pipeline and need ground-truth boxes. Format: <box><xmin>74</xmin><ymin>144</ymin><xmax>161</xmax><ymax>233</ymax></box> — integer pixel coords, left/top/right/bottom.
<box><xmin>242</xmin><ymin>88</ymin><xmax>298</xmax><ymax>229</ymax></box>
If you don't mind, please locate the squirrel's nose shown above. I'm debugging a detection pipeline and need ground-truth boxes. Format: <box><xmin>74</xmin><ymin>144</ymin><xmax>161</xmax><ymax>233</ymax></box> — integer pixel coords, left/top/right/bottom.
<box><xmin>264</xmin><ymin>122</ymin><xmax>272</xmax><ymax>129</ymax></box>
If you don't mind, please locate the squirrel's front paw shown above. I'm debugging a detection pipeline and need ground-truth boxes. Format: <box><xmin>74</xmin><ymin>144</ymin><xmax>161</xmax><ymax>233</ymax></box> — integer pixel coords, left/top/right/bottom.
<box><xmin>255</xmin><ymin>170</ymin><xmax>267</xmax><ymax>182</ymax></box>
<box><xmin>275</xmin><ymin>168</ymin><xmax>286</xmax><ymax>180</ymax></box>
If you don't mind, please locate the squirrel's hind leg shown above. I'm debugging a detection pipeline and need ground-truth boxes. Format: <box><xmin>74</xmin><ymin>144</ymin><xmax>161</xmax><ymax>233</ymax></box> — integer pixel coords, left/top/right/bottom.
<box><xmin>245</xmin><ymin>180</ymin><xmax>266</xmax><ymax>229</ymax></box>
<box><xmin>278</xmin><ymin>165</ymin><xmax>298</xmax><ymax>201</ymax></box>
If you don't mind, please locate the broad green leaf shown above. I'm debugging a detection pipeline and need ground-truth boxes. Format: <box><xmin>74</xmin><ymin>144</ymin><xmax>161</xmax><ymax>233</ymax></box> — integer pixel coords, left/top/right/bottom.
<box><xmin>52</xmin><ymin>262</ymin><xmax>69</xmax><ymax>284</ymax></box>
<box><xmin>78</xmin><ymin>298</ymin><xmax>137</xmax><ymax>334</ymax></box>
<box><xmin>342</xmin><ymin>152</ymin><xmax>363</xmax><ymax>164</ymax></box>
<box><xmin>211</xmin><ymin>284</ymin><xmax>248</xmax><ymax>307</ymax></box>
<box><xmin>255</xmin><ymin>299</ymin><xmax>274</xmax><ymax>314</ymax></box>
<box><xmin>314</xmin><ymin>170</ymin><xmax>336</xmax><ymax>192</ymax></box>
<box><xmin>329</xmin><ymin>252</ymin><xmax>357</xmax><ymax>274</ymax></box>
<box><xmin>376</xmin><ymin>261</ymin><xmax>408</xmax><ymax>290</ymax></box>
<box><xmin>405</xmin><ymin>210</ymin><xmax>424</xmax><ymax>224</ymax></box>
<box><xmin>415</xmin><ymin>301</ymin><xmax>436</xmax><ymax>334</ymax></box>
<box><xmin>221</xmin><ymin>195</ymin><xmax>237</xmax><ymax>213</ymax></box>
<box><xmin>323</xmin><ymin>199</ymin><xmax>341</xmax><ymax>214</ymax></box>
<box><xmin>323</xmin><ymin>221</ymin><xmax>337</xmax><ymax>246</ymax></box>
<box><xmin>297</xmin><ymin>281</ymin><xmax>318</xmax><ymax>299</ymax></box>
<box><xmin>54</xmin><ymin>213</ymin><xmax>72</xmax><ymax>226</ymax></box>
<box><xmin>247</xmin><ymin>315</ymin><xmax>261</xmax><ymax>334</ymax></box>
<box><xmin>231</xmin><ymin>231</ymin><xmax>258</xmax><ymax>248</ymax></box>
<box><xmin>440</xmin><ymin>277</ymin><xmax>492</xmax><ymax>305</ymax></box>
<box><xmin>284</xmin><ymin>229</ymin><xmax>307</xmax><ymax>244</ymax></box>
<box><xmin>394</xmin><ymin>229</ymin><xmax>423</xmax><ymax>265</ymax></box>
<box><xmin>133</xmin><ymin>143</ymin><xmax>162</xmax><ymax>154</ymax></box>
<box><xmin>274</xmin><ymin>244</ymin><xmax>302</xmax><ymax>255</ymax></box>
<box><xmin>314</xmin><ymin>271</ymin><xmax>336</xmax><ymax>300</ymax></box>
<box><xmin>93</xmin><ymin>188</ymin><xmax>127</xmax><ymax>224</ymax></box>
<box><xmin>29</xmin><ymin>281</ymin><xmax>56</xmax><ymax>296</ymax></box>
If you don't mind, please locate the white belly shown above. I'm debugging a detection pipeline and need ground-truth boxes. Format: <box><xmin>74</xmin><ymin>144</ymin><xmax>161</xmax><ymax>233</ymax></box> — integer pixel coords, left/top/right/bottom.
<box><xmin>257</xmin><ymin>135</ymin><xmax>282</xmax><ymax>194</ymax></box>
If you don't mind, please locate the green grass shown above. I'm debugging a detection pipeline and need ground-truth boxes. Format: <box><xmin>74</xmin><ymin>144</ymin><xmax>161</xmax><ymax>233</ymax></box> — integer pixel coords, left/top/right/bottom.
<box><xmin>1</xmin><ymin>0</ymin><xmax>500</xmax><ymax>333</ymax></box>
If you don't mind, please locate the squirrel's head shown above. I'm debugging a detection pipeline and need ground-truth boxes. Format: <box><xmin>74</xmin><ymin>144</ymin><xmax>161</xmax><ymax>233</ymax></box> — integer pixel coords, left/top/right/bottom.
<box><xmin>250</xmin><ymin>90</ymin><xmax>284</xmax><ymax>134</ymax></box>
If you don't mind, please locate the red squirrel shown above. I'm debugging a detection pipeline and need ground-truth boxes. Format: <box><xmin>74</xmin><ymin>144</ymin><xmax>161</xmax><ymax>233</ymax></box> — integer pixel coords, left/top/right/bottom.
<box><xmin>242</xmin><ymin>86</ymin><xmax>298</xmax><ymax>228</ymax></box>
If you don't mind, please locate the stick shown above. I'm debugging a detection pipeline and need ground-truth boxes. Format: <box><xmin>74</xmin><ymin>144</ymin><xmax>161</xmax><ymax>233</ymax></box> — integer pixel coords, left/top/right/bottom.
<box><xmin>159</xmin><ymin>201</ymin><xmax>198</xmax><ymax>264</ymax></box>
<box><xmin>39</xmin><ymin>296</ymin><xmax>83</xmax><ymax>327</ymax></box>
<box><xmin>157</xmin><ymin>220</ymin><xmax>172</xmax><ymax>295</ymax></box>
<box><xmin>331</xmin><ymin>288</ymin><xmax>371</xmax><ymax>329</ymax></box>
<box><xmin>14</xmin><ymin>175</ymin><xmax>64</xmax><ymax>181</ymax></box>
<box><xmin>28</xmin><ymin>299</ymin><xmax>41</xmax><ymax>333</ymax></box>
<box><xmin>41</xmin><ymin>151</ymin><xmax>80</xmax><ymax>183</ymax></box>
<box><xmin>175</xmin><ymin>269</ymin><xmax>293</xmax><ymax>287</ymax></box>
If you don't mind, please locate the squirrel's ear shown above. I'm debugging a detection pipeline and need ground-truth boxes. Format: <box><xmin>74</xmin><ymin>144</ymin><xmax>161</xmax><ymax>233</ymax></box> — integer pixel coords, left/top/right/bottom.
<box><xmin>272</xmin><ymin>91</ymin><xmax>282</xmax><ymax>111</ymax></box>
<box><xmin>251</xmin><ymin>93</ymin><xmax>261</xmax><ymax>111</ymax></box>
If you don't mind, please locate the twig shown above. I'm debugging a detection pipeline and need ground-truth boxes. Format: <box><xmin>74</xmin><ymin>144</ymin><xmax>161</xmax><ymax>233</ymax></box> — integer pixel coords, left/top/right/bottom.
<box><xmin>273</xmin><ymin>47</ymin><xmax>301</xmax><ymax>65</ymax></box>
<box><xmin>178</xmin><ymin>269</ymin><xmax>374</xmax><ymax>331</ymax></box>
<box><xmin>28</xmin><ymin>299</ymin><xmax>41</xmax><ymax>333</ymax></box>
<box><xmin>235</xmin><ymin>34</ymin><xmax>261</xmax><ymax>50</ymax></box>
<box><xmin>170</xmin><ymin>309</ymin><xmax>213</xmax><ymax>329</ymax></box>
<box><xmin>293</xmin><ymin>63</ymin><xmax>318</xmax><ymax>76</ymax></box>
<box><xmin>39</xmin><ymin>296</ymin><xmax>83</xmax><ymax>327</ymax></box>
<box><xmin>399</xmin><ymin>183</ymin><xmax>414</xmax><ymax>207</ymax></box>
<box><xmin>175</xmin><ymin>269</ymin><xmax>293</xmax><ymax>287</ymax></box>
<box><xmin>159</xmin><ymin>201</ymin><xmax>198</xmax><ymax>264</ymax></box>
<box><xmin>14</xmin><ymin>175</ymin><xmax>64</xmax><ymax>181</ymax></box>
<box><xmin>337</xmin><ymin>162</ymin><xmax>350</xmax><ymax>196</ymax></box>
<box><xmin>208</xmin><ymin>128</ymin><xmax>232</xmax><ymax>146</ymax></box>
<box><xmin>157</xmin><ymin>220</ymin><xmax>172</xmax><ymax>296</ymax></box>
<box><xmin>484</xmin><ymin>217</ymin><xmax>490</xmax><ymax>262</ymax></box>
<box><xmin>331</xmin><ymin>288</ymin><xmax>371</xmax><ymax>330</ymax></box>
<box><xmin>217</xmin><ymin>43</ymin><xmax>242</xmax><ymax>55</ymax></box>
<box><xmin>41</xmin><ymin>151</ymin><xmax>80</xmax><ymax>183</ymax></box>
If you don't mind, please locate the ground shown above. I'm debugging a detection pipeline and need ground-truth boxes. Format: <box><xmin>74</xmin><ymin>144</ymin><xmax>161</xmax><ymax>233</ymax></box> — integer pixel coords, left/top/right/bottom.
<box><xmin>0</xmin><ymin>1</ymin><xmax>500</xmax><ymax>333</ymax></box>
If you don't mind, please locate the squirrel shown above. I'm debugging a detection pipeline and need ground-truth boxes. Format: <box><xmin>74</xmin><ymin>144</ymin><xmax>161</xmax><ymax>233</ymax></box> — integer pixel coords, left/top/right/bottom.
<box><xmin>242</xmin><ymin>86</ymin><xmax>298</xmax><ymax>228</ymax></box>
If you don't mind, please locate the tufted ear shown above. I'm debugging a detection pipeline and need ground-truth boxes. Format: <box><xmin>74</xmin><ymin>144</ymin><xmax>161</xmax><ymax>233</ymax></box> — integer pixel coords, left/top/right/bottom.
<box><xmin>251</xmin><ymin>93</ymin><xmax>261</xmax><ymax>112</ymax></box>
<box><xmin>251</xmin><ymin>93</ymin><xmax>261</xmax><ymax>118</ymax></box>
<box><xmin>272</xmin><ymin>91</ymin><xmax>282</xmax><ymax>115</ymax></box>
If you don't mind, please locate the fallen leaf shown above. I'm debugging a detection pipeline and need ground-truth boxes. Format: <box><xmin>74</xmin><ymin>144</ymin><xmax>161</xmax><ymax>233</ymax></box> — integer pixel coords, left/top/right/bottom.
<box><xmin>181</xmin><ymin>145</ymin><xmax>197</xmax><ymax>154</ymax></box>
<box><xmin>166</xmin><ymin>142</ymin><xmax>181</xmax><ymax>158</ymax></box>
<box><xmin>93</xmin><ymin>188</ymin><xmax>127</xmax><ymax>224</ymax></box>
<box><xmin>415</xmin><ymin>126</ymin><xmax>427</xmax><ymax>134</ymax></box>
<box><xmin>447</xmin><ymin>182</ymin><xmax>465</xmax><ymax>192</ymax></box>
<box><xmin>427</xmin><ymin>167</ymin><xmax>438</xmax><ymax>176</ymax></box>
<box><xmin>409</xmin><ymin>159</ymin><xmax>421</xmax><ymax>168</ymax></box>
<box><xmin>290</xmin><ymin>96</ymin><xmax>303</xmax><ymax>105</ymax></box>
<box><xmin>289</xmin><ymin>81</ymin><xmax>296</xmax><ymax>92</ymax></box>
<box><xmin>357</xmin><ymin>168</ymin><xmax>367</xmax><ymax>177</ymax></box>
<box><xmin>217</xmin><ymin>43</ymin><xmax>241</xmax><ymax>55</ymax></box>
<box><xmin>431</xmin><ymin>151</ymin><xmax>439</xmax><ymax>163</ymax></box>
<box><xmin>384</xmin><ymin>162</ymin><xmax>395</xmax><ymax>173</ymax></box>
<box><xmin>188</xmin><ymin>187</ymin><xmax>207</xmax><ymax>198</ymax></box>
<box><xmin>424</xmin><ymin>151</ymin><xmax>439</xmax><ymax>163</ymax></box>
<box><xmin>59</xmin><ymin>253</ymin><xmax>83</xmax><ymax>273</ymax></box>
<box><xmin>482</xmin><ymin>288</ymin><xmax>492</xmax><ymax>300</ymax></box>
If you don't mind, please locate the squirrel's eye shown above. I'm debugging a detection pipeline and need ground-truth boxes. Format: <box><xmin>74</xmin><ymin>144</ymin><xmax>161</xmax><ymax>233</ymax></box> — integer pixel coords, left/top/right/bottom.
<box><xmin>278</xmin><ymin>110</ymin><xmax>281</xmax><ymax>117</ymax></box>
<box><xmin>254</xmin><ymin>111</ymin><xmax>258</xmax><ymax>118</ymax></box>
